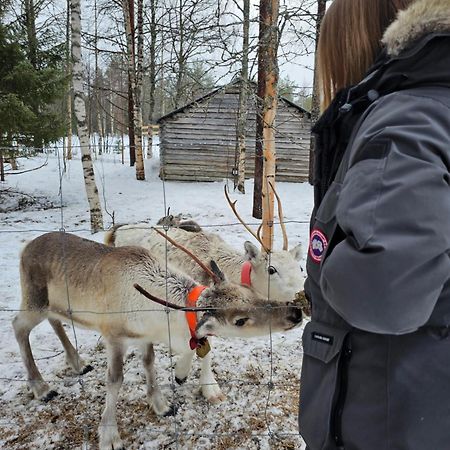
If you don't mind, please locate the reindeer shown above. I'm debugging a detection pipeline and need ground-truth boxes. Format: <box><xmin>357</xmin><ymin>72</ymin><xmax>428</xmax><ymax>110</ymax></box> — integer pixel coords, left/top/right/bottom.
<box><xmin>105</xmin><ymin>187</ymin><xmax>305</xmax><ymax>302</ymax></box>
<box><xmin>13</xmin><ymin>231</ymin><xmax>302</xmax><ymax>450</ymax></box>
<box><xmin>156</xmin><ymin>212</ymin><xmax>202</xmax><ymax>233</ymax></box>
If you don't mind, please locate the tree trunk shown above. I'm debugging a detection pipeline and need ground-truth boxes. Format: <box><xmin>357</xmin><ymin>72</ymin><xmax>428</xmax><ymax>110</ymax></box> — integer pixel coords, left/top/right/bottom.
<box><xmin>127</xmin><ymin>74</ymin><xmax>135</xmax><ymax>165</ymax></box>
<box><xmin>24</xmin><ymin>0</ymin><xmax>38</xmax><ymax>68</ymax></box>
<box><xmin>9</xmin><ymin>152</ymin><xmax>18</xmax><ymax>170</ymax></box>
<box><xmin>253</xmin><ymin>107</ymin><xmax>264</xmax><ymax>219</ymax></box>
<box><xmin>174</xmin><ymin>0</ymin><xmax>185</xmax><ymax>108</ymax></box>
<box><xmin>308</xmin><ymin>0</ymin><xmax>326</xmax><ymax>184</ymax></box>
<box><xmin>121</xmin><ymin>132</ymin><xmax>125</xmax><ymax>164</ymax></box>
<box><xmin>24</xmin><ymin>0</ymin><xmax>42</xmax><ymax>149</ymax></box>
<box><xmin>160</xmin><ymin>14</ymin><xmax>166</xmax><ymax>117</ymax></box>
<box><xmin>87</xmin><ymin>63</ymin><xmax>95</xmax><ymax>159</ymax></box>
<box><xmin>67</xmin><ymin>91</ymin><xmax>72</xmax><ymax>160</ymax></box>
<box><xmin>123</xmin><ymin>0</ymin><xmax>136</xmax><ymax>166</ymax></box>
<box><xmin>147</xmin><ymin>0</ymin><xmax>157</xmax><ymax>159</ymax></box>
<box><xmin>66</xmin><ymin>0</ymin><xmax>72</xmax><ymax>160</ymax></box>
<box><xmin>0</xmin><ymin>152</ymin><xmax>4</xmax><ymax>182</ymax></box>
<box><xmin>254</xmin><ymin>0</ymin><xmax>279</xmax><ymax>252</ymax></box>
<box><xmin>109</xmin><ymin>91</ymin><xmax>114</xmax><ymax>136</ymax></box>
<box><xmin>234</xmin><ymin>0</ymin><xmax>250</xmax><ymax>194</ymax></box>
<box><xmin>94</xmin><ymin>0</ymin><xmax>103</xmax><ymax>156</ymax></box>
<box><xmin>71</xmin><ymin>0</ymin><xmax>103</xmax><ymax>233</ymax></box>
<box><xmin>133</xmin><ymin>0</ymin><xmax>145</xmax><ymax>180</ymax></box>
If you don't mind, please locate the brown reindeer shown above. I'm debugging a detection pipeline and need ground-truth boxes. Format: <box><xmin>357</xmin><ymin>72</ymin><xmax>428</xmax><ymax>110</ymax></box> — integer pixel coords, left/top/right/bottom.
<box><xmin>13</xmin><ymin>231</ymin><xmax>302</xmax><ymax>450</ymax></box>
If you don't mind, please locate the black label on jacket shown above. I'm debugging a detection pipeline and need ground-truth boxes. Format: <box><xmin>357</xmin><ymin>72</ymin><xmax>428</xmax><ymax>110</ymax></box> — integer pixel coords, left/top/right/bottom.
<box><xmin>312</xmin><ymin>332</ymin><xmax>334</xmax><ymax>345</ymax></box>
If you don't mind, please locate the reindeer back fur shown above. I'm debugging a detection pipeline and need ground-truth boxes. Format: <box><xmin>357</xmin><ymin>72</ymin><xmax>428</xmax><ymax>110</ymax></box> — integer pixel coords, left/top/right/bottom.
<box><xmin>20</xmin><ymin>232</ymin><xmax>195</xmax><ymax>344</ymax></box>
<box><xmin>107</xmin><ymin>224</ymin><xmax>305</xmax><ymax>301</ymax></box>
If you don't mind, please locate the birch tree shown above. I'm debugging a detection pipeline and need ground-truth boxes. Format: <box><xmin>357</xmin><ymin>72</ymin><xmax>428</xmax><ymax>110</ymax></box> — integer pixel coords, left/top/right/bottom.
<box><xmin>71</xmin><ymin>0</ymin><xmax>103</xmax><ymax>232</ymax></box>
<box><xmin>234</xmin><ymin>0</ymin><xmax>250</xmax><ymax>194</ymax></box>
<box><xmin>253</xmin><ymin>0</ymin><xmax>279</xmax><ymax>253</ymax></box>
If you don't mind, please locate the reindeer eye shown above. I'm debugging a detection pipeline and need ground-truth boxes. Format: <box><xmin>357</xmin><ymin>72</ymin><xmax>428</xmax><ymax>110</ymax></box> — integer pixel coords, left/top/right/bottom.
<box><xmin>268</xmin><ymin>266</ymin><xmax>277</xmax><ymax>275</ymax></box>
<box><xmin>234</xmin><ymin>317</ymin><xmax>249</xmax><ymax>327</ymax></box>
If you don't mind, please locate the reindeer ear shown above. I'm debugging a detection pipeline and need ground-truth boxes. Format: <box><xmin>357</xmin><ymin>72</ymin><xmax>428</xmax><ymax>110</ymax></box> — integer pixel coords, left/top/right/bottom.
<box><xmin>210</xmin><ymin>260</ymin><xmax>225</xmax><ymax>283</ymax></box>
<box><xmin>244</xmin><ymin>241</ymin><xmax>259</xmax><ymax>261</ymax></box>
<box><xmin>289</xmin><ymin>244</ymin><xmax>303</xmax><ymax>261</ymax></box>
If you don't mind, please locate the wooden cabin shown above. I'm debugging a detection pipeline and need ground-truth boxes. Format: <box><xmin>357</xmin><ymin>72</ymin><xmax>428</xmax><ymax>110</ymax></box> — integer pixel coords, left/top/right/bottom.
<box><xmin>157</xmin><ymin>80</ymin><xmax>311</xmax><ymax>182</ymax></box>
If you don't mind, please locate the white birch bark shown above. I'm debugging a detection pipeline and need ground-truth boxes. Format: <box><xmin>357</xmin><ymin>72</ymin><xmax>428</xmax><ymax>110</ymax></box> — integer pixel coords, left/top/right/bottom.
<box><xmin>235</xmin><ymin>0</ymin><xmax>250</xmax><ymax>194</ymax></box>
<box><xmin>71</xmin><ymin>0</ymin><xmax>103</xmax><ymax>233</ymax></box>
<box><xmin>259</xmin><ymin>0</ymin><xmax>279</xmax><ymax>252</ymax></box>
<box><xmin>134</xmin><ymin>0</ymin><xmax>145</xmax><ymax>178</ymax></box>
<box><xmin>122</xmin><ymin>0</ymin><xmax>145</xmax><ymax>180</ymax></box>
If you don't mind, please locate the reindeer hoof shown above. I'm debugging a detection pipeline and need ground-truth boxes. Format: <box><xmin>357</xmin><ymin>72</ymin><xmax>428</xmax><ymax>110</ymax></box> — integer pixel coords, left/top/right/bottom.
<box><xmin>208</xmin><ymin>393</ymin><xmax>226</xmax><ymax>404</ymax></box>
<box><xmin>42</xmin><ymin>390</ymin><xmax>58</xmax><ymax>402</ymax></box>
<box><xmin>81</xmin><ymin>364</ymin><xmax>94</xmax><ymax>375</ymax></box>
<box><xmin>175</xmin><ymin>376</ymin><xmax>187</xmax><ymax>385</ymax></box>
<box><xmin>163</xmin><ymin>404</ymin><xmax>177</xmax><ymax>417</ymax></box>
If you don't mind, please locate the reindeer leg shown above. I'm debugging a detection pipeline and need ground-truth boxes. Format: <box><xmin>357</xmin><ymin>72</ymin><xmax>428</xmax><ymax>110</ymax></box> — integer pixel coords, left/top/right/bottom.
<box><xmin>48</xmin><ymin>319</ymin><xmax>93</xmax><ymax>375</ymax></box>
<box><xmin>174</xmin><ymin>351</ymin><xmax>194</xmax><ymax>385</ymax></box>
<box><xmin>99</xmin><ymin>340</ymin><xmax>125</xmax><ymax>450</ymax></box>
<box><xmin>142</xmin><ymin>343</ymin><xmax>175</xmax><ymax>416</ymax></box>
<box><xmin>13</xmin><ymin>310</ymin><xmax>57</xmax><ymax>401</ymax></box>
<box><xmin>199</xmin><ymin>345</ymin><xmax>226</xmax><ymax>404</ymax></box>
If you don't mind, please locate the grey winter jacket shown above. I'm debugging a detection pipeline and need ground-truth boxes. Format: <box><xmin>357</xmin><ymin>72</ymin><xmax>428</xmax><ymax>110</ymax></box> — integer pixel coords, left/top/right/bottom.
<box><xmin>299</xmin><ymin>1</ymin><xmax>450</xmax><ymax>449</ymax></box>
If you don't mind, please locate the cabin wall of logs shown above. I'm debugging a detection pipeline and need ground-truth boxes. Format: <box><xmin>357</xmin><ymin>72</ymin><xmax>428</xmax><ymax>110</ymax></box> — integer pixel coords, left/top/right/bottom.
<box><xmin>158</xmin><ymin>81</ymin><xmax>311</xmax><ymax>183</ymax></box>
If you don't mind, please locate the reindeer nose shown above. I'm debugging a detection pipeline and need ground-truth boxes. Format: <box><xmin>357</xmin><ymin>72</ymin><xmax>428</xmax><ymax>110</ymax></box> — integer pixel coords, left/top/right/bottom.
<box><xmin>287</xmin><ymin>304</ymin><xmax>303</xmax><ymax>324</ymax></box>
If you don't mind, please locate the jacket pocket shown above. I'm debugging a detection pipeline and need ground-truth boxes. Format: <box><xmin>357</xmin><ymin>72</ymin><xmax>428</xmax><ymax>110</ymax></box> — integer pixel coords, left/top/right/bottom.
<box><xmin>315</xmin><ymin>181</ymin><xmax>342</xmax><ymax>225</ymax></box>
<box><xmin>299</xmin><ymin>321</ymin><xmax>350</xmax><ymax>450</ymax></box>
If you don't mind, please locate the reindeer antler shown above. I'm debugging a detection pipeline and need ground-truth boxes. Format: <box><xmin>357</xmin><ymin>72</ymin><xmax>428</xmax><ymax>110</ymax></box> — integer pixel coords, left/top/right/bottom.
<box><xmin>268</xmin><ymin>181</ymin><xmax>289</xmax><ymax>251</ymax></box>
<box><xmin>224</xmin><ymin>186</ymin><xmax>270</xmax><ymax>253</ymax></box>
<box><xmin>152</xmin><ymin>227</ymin><xmax>221</xmax><ymax>284</ymax></box>
<box><xmin>134</xmin><ymin>283</ymin><xmax>213</xmax><ymax>312</ymax></box>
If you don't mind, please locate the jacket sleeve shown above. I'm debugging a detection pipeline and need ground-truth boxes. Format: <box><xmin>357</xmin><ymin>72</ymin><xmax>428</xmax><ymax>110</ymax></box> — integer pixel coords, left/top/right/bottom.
<box><xmin>320</xmin><ymin>92</ymin><xmax>450</xmax><ymax>334</ymax></box>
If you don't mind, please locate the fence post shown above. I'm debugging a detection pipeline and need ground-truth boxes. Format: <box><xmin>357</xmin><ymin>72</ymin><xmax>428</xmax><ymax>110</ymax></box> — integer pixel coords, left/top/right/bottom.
<box><xmin>0</xmin><ymin>150</ymin><xmax>4</xmax><ymax>182</ymax></box>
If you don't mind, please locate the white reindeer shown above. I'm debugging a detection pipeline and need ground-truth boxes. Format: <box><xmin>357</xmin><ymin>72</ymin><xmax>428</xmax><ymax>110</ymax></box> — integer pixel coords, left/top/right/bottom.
<box><xmin>106</xmin><ymin>187</ymin><xmax>304</xmax><ymax>302</ymax></box>
<box><xmin>106</xmin><ymin>224</ymin><xmax>304</xmax><ymax>300</ymax></box>
<box><xmin>13</xmin><ymin>232</ymin><xmax>302</xmax><ymax>450</ymax></box>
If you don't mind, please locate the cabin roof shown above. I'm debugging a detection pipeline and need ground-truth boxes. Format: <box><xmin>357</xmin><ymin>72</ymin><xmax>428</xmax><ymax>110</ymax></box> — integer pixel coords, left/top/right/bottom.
<box><xmin>157</xmin><ymin>79</ymin><xmax>311</xmax><ymax>124</ymax></box>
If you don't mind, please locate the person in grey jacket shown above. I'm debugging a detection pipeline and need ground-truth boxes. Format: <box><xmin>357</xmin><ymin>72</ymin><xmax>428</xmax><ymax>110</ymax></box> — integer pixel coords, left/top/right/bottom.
<box><xmin>299</xmin><ymin>0</ymin><xmax>450</xmax><ymax>449</ymax></box>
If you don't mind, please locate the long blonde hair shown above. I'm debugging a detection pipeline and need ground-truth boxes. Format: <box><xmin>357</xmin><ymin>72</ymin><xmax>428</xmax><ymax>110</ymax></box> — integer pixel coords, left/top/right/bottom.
<box><xmin>317</xmin><ymin>0</ymin><xmax>414</xmax><ymax>110</ymax></box>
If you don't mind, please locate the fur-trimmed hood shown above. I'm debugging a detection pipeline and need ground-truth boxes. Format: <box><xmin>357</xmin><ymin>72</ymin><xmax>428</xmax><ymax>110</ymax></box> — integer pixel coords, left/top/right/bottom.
<box><xmin>383</xmin><ymin>0</ymin><xmax>450</xmax><ymax>56</ymax></box>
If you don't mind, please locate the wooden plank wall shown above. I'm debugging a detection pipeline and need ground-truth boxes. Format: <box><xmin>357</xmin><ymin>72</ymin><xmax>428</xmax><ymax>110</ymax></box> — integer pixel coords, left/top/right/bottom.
<box><xmin>159</xmin><ymin>85</ymin><xmax>311</xmax><ymax>182</ymax></box>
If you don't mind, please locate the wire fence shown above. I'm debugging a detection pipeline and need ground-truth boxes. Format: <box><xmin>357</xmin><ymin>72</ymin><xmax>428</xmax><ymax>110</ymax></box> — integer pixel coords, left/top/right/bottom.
<box><xmin>0</xmin><ymin>144</ymin><xmax>309</xmax><ymax>449</ymax></box>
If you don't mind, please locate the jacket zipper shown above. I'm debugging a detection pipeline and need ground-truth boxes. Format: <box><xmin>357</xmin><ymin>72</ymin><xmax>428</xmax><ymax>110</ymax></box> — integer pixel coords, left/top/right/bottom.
<box><xmin>331</xmin><ymin>337</ymin><xmax>353</xmax><ymax>448</ymax></box>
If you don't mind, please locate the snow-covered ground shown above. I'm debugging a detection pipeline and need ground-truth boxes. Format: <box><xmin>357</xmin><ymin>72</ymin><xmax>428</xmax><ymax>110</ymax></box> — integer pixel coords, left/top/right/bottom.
<box><xmin>0</xmin><ymin>142</ymin><xmax>313</xmax><ymax>449</ymax></box>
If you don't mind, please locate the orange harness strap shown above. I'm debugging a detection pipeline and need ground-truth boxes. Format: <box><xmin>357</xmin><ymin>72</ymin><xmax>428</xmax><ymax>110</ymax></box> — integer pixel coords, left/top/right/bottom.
<box><xmin>186</xmin><ymin>285</ymin><xmax>207</xmax><ymax>350</ymax></box>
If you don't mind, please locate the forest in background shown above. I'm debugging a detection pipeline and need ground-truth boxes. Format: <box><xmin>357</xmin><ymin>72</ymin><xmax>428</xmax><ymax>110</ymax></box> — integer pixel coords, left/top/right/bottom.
<box><xmin>0</xmin><ymin>0</ymin><xmax>316</xmax><ymax>150</ymax></box>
